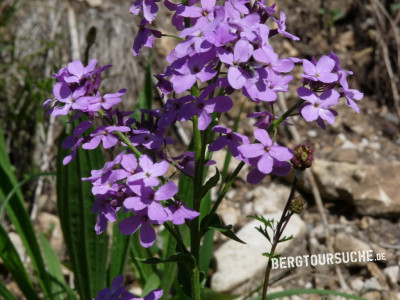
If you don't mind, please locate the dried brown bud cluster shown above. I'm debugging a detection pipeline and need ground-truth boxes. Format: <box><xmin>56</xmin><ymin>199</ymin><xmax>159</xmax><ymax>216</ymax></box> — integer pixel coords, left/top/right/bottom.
<box><xmin>290</xmin><ymin>143</ymin><xmax>314</xmax><ymax>171</ymax></box>
<box><xmin>289</xmin><ymin>196</ymin><xmax>306</xmax><ymax>214</ymax></box>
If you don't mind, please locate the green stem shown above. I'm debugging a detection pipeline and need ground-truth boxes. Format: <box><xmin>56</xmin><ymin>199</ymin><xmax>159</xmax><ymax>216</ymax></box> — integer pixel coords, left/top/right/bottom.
<box><xmin>164</xmin><ymin>222</ymin><xmax>189</xmax><ymax>254</ymax></box>
<box><xmin>161</xmin><ymin>34</ymin><xmax>185</xmax><ymax>41</ymax></box>
<box><xmin>210</xmin><ymin>161</ymin><xmax>245</xmax><ymax>216</ymax></box>
<box><xmin>270</xmin><ymin>99</ymin><xmax>305</xmax><ymax>132</ymax></box>
<box><xmin>190</xmin><ymin>264</ymin><xmax>201</xmax><ymax>300</ymax></box>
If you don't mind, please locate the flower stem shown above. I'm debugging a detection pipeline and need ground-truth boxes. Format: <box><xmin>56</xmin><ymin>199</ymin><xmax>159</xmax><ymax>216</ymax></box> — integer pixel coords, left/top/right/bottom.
<box><xmin>261</xmin><ymin>176</ymin><xmax>298</xmax><ymax>300</ymax></box>
<box><xmin>270</xmin><ymin>99</ymin><xmax>305</xmax><ymax>131</ymax></box>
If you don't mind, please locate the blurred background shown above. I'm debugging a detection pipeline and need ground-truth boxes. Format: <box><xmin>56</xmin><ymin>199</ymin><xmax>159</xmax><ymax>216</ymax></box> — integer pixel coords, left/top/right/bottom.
<box><xmin>1</xmin><ymin>0</ymin><xmax>400</xmax><ymax>299</ymax></box>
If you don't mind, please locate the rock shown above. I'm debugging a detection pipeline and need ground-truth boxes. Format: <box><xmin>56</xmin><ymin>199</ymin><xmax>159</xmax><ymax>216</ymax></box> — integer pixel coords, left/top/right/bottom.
<box><xmin>250</xmin><ymin>183</ymin><xmax>292</xmax><ymax>214</ymax></box>
<box><xmin>364</xmin><ymin>277</ymin><xmax>382</xmax><ymax>291</ymax></box>
<box><xmin>362</xmin><ymin>291</ymin><xmax>381</xmax><ymax>300</ymax></box>
<box><xmin>331</xmin><ymin>148</ymin><xmax>358</xmax><ymax>163</ymax></box>
<box><xmin>309</xmin><ymin>160</ymin><xmax>400</xmax><ymax>217</ymax></box>
<box><xmin>8</xmin><ymin>232</ymin><xmax>26</xmax><ymax>262</ymax></box>
<box><xmin>350</xmin><ymin>277</ymin><xmax>364</xmax><ymax>292</ymax></box>
<box><xmin>334</xmin><ymin>232</ymin><xmax>372</xmax><ymax>266</ymax></box>
<box><xmin>367</xmin><ymin>262</ymin><xmax>388</xmax><ymax>290</ymax></box>
<box><xmin>36</xmin><ymin>212</ymin><xmax>64</xmax><ymax>253</ymax></box>
<box><xmin>211</xmin><ymin>213</ymin><xmax>306</xmax><ymax>292</ymax></box>
<box><xmin>383</xmin><ymin>266</ymin><xmax>399</xmax><ymax>287</ymax></box>
<box><xmin>85</xmin><ymin>0</ymin><xmax>102</xmax><ymax>7</ymax></box>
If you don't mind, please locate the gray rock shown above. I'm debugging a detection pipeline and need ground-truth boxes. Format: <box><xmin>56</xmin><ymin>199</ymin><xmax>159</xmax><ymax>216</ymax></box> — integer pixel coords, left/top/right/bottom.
<box><xmin>334</xmin><ymin>232</ymin><xmax>372</xmax><ymax>267</ymax></box>
<box><xmin>211</xmin><ymin>213</ymin><xmax>306</xmax><ymax>292</ymax></box>
<box><xmin>309</xmin><ymin>160</ymin><xmax>400</xmax><ymax>217</ymax></box>
<box><xmin>383</xmin><ymin>265</ymin><xmax>399</xmax><ymax>287</ymax></box>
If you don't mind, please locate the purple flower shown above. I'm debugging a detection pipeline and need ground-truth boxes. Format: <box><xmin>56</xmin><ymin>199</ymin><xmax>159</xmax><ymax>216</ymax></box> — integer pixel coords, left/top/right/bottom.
<box><xmin>130</xmin><ymin>0</ymin><xmax>160</xmax><ymax>23</ymax></box>
<box><xmin>48</xmin><ymin>83</ymin><xmax>88</xmax><ymax>116</ymax></box>
<box><xmin>208</xmin><ymin>125</ymin><xmax>249</xmax><ymax>157</ymax></box>
<box><xmin>339</xmin><ymin>73</ymin><xmax>363</xmax><ymax>113</ymax></box>
<box><xmin>253</xmin><ymin>45</ymin><xmax>294</xmax><ymax>74</ymax></box>
<box><xmin>127</xmin><ymin>154</ymin><xmax>169</xmax><ymax>187</ymax></box>
<box><xmin>94</xmin><ymin>275</ymin><xmax>134</xmax><ymax>300</ymax></box>
<box><xmin>158</xmin><ymin>96</ymin><xmax>196</xmax><ymax>127</ymax></box>
<box><xmin>272</xmin><ymin>12</ymin><xmax>300</xmax><ymax>41</ymax></box>
<box><xmin>186</xmin><ymin>85</ymin><xmax>233</xmax><ymax>130</ymax></box>
<box><xmin>64</xmin><ymin>59</ymin><xmax>98</xmax><ymax>84</ymax></box>
<box><xmin>61</xmin><ymin>120</ymin><xmax>92</xmax><ymax>164</ymax></box>
<box><xmin>297</xmin><ymin>87</ymin><xmax>340</xmax><ymax>128</ymax></box>
<box><xmin>82</xmin><ymin>125</ymin><xmax>131</xmax><ymax>150</ymax></box>
<box><xmin>133</xmin><ymin>20</ymin><xmax>162</xmax><ymax>57</ymax></box>
<box><xmin>124</xmin><ymin>182</ymin><xmax>177</xmax><ymax>222</ymax></box>
<box><xmin>132</xmin><ymin>289</ymin><xmax>163</xmax><ymax>300</ymax></box>
<box><xmin>92</xmin><ymin>194</ymin><xmax>119</xmax><ymax>234</ymax></box>
<box><xmin>165</xmin><ymin>202</ymin><xmax>200</xmax><ymax>225</ymax></box>
<box><xmin>170</xmin><ymin>52</ymin><xmax>217</xmax><ymax>93</ymax></box>
<box><xmin>81</xmin><ymin>89</ymin><xmax>127</xmax><ymax>112</ymax></box>
<box><xmin>302</xmin><ymin>55</ymin><xmax>339</xmax><ymax>84</ymax></box>
<box><xmin>238</xmin><ymin>129</ymin><xmax>293</xmax><ymax>175</ymax></box>
<box><xmin>118</xmin><ymin>208</ymin><xmax>158</xmax><ymax>248</ymax></box>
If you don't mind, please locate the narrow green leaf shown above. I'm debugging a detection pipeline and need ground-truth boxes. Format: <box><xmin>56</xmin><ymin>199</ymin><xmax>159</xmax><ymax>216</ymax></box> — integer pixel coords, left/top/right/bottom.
<box><xmin>199</xmin><ymin>168</ymin><xmax>220</xmax><ymax>199</ymax></box>
<box><xmin>56</xmin><ymin>128</ymin><xmax>108</xmax><ymax>299</ymax></box>
<box><xmin>142</xmin><ymin>273</ymin><xmax>160</xmax><ymax>296</ymax></box>
<box><xmin>0</xmin><ymin>224</ymin><xmax>39</xmax><ymax>300</ymax></box>
<box><xmin>263</xmin><ymin>288</ymin><xmax>366</xmax><ymax>300</ymax></box>
<box><xmin>133</xmin><ymin>56</ymin><xmax>154</xmax><ymax>120</ymax></box>
<box><xmin>202</xmin><ymin>288</ymin><xmax>239</xmax><ymax>300</ymax></box>
<box><xmin>39</xmin><ymin>233</ymin><xmax>77</xmax><ymax>300</ymax></box>
<box><xmin>139</xmin><ymin>252</ymin><xmax>195</xmax><ymax>268</ymax></box>
<box><xmin>108</xmin><ymin>210</ymin><xmax>132</xmax><ymax>285</ymax></box>
<box><xmin>160</xmin><ymin>227</ymin><xmax>178</xmax><ymax>298</ymax></box>
<box><xmin>0</xmin><ymin>125</ymin><xmax>52</xmax><ymax>298</ymax></box>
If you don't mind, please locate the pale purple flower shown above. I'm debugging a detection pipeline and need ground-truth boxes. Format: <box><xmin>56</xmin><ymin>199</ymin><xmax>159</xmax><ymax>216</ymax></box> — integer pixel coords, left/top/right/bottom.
<box><xmin>238</xmin><ymin>129</ymin><xmax>293</xmax><ymax>175</ymax></box>
<box><xmin>127</xmin><ymin>154</ymin><xmax>169</xmax><ymax>187</ymax></box>
<box><xmin>82</xmin><ymin>125</ymin><xmax>131</xmax><ymax>150</ymax></box>
<box><xmin>93</xmin><ymin>194</ymin><xmax>118</xmax><ymax>234</ymax></box>
<box><xmin>339</xmin><ymin>73</ymin><xmax>363</xmax><ymax>113</ymax></box>
<box><xmin>253</xmin><ymin>45</ymin><xmax>294</xmax><ymax>74</ymax></box>
<box><xmin>81</xmin><ymin>89</ymin><xmax>126</xmax><ymax>112</ymax></box>
<box><xmin>208</xmin><ymin>125</ymin><xmax>249</xmax><ymax>157</ymax></box>
<box><xmin>130</xmin><ymin>0</ymin><xmax>160</xmax><ymax>23</ymax></box>
<box><xmin>124</xmin><ymin>182</ymin><xmax>177</xmax><ymax>222</ymax></box>
<box><xmin>61</xmin><ymin>120</ymin><xmax>92</xmax><ymax>164</ymax></box>
<box><xmin>49</xmin><ymin>83</ymin><xmax>88</xmax><ymax>116</ymax></box>
<box><xmin>272</xmin><ymin>12</ymin><xmax>300</xmax><ymax>41</ymax></box>
<box><xmin>165</xmin><ymin>202</ymin><xmax>200</xmax><ymax>225</ymax></box>
<box><xmin>64</xmin><ymin>59</ymin><xmax>98</xmax><ymax>83</ymax></box>
<box><xmin>302</xmin><ymin>55</ymin><xmax>339</xmax><ymax>84</ymax></box>
<box><xmin>297</xmin><ymin>87</ymin><xmax>340</xmax><ymax>128</ymax></box>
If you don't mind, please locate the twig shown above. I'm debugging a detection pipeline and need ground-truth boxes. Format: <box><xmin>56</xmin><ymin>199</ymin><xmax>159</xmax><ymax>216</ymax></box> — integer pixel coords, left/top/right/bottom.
<box><xmin>370</xmin><ymin>0</ymin><xmax>400</xmax><ymax>117</ymax></box>
<box><xmin>276</xmin><ymin>93</ymin><xmax>350</xmax><ymax>291</ymax></box>
<box><xmin>67</xmin><ymin>0</ymin><xmax>81</xmax><ymax>61</ymax></box>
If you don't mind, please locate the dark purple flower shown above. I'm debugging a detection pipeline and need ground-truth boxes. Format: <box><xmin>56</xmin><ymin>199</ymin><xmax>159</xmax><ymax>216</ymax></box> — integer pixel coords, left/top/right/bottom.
<box><xmin>61</xmin><ymin>120</ymin><xmax>92</xmax><ymax>164</ymax></box>
<box><xmin>49</xmin><ymin>83</ymin><xmax>88</xmax><ymax>116</ymax></box>
<box><xmin>118</xmin><ymin>208</ymin><xmax>158</xmax><ymax>248</ymax></box>
<box><xmin>208</xmin><ymin>125</ymin><xmax>249</xmax><ymax>157</ymax></box>
<box><xmin>94</xmin><ymin>275</ymin><xmax>134</xmax><ymax>300</ymax></box>
<box><xmin>133</xmin><ymin>20</ymin><xmax>162</xmax><ymax>57</ymax></box>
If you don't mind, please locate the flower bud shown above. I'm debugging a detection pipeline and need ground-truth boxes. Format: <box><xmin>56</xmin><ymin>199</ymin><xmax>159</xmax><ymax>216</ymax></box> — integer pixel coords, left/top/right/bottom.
<box><xmin>289</xmin><ymin>196</ymin><xmax>305</xmax><ymax>214</ymax></box>
<box><xmin>290</xmin><ymin>143</ymin><xmax>314</xmax><ymax>171</ymax></box>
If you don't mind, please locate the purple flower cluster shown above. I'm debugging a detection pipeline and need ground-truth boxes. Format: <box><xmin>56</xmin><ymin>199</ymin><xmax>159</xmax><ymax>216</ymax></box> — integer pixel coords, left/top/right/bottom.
<box><xmin>298</xmin><ymin>53</ymin><xmax>364</xmax><ymax>129</ymax></box>
<box><xmin>94</xmin><ymin>275</ymin><xmax>162</xmax><ymax>300</ymax></box>
<box><xmin>45</xmin><ymin>60</ymin><xmax>200</xmax><ymax>248</ymax></box>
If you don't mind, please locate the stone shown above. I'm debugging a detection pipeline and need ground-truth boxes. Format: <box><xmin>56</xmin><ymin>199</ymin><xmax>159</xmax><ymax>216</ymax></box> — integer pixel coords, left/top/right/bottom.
<box><xmin>362</xmin><ymin>291</ymin><xmax>381</xmax><ymax>300</ymax></box>
<box><xmin>211</xmin><ymin>213</ymin><xmax>306</xmax><ymax>292</ymax></box>
<box><xmin>331</xmin><ymin>148</ymin><xmax>358</xmax><ymax>163</ymax></box>
<box><xmin>308</xmin><ymin>160</ymin><xmax>400</xmax><ymax>217</ymax></box>
<box><xmin>86</xmin><ymin>0</ymin><xmax>102</xmax><ymax>7</ymax></box>
<box><xmin>250</xmin><ymin>183</ymin><xmax>292</xmax><ymax>214</ymax></box>
<box><xmin>364</xmin><ymin>277</ymin><xmax>382</xmax><ymax>291</ymax></box>
<box><xmin>350</xmin><ymin>277</ymin><xmax>364</xmax><ymax>292</ymax></box>
<box><xmin>383</xmin><ymin>266</ymin><xmax>399</xmax><ymax>287</ymax></box>
<box><xmin>36</xmin><ymin>212</ymin><xmax>64</xmax><ymax>253</ymax></box>
<box><xmin>367</xmin><ymin>262</ymin><xmax>388</xmax><ymax>290</ymax></box>
<box><xmin>334</xmin><ymin>232</ymin><xmax>372</xmax><ymax>267</ymax></box>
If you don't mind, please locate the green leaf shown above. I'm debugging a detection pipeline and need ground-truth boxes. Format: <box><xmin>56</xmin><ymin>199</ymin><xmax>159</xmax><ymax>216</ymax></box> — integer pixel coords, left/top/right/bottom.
<box><xmin>139</xmin><ymin>252</ymin><xmax>195</xmax><ymax>268</ymax></box>
<box><xmin>0</xmin><ymin>280</ymin><xmax>17</xmax><ymax>300</ymax></box>
<box><xmin>0</xmin><ymin>224</ymin><xmax>39</xmax><ymax>300</ymax></box>
<box><xmin>201</xmin><ymin>213</ymin><xmax>246</xmax><ymax>244</ymax></box>
<box><xmin>202</xmin><ymin>288</ymin><xmax>239</xmax><ymax>300</ymax></box>
<box><xmin>39</xmin><ymin>233</ymin><xmax>77</xmax><ymax>300</ymax></box>
<box><xmin>199</xmin><ymin>167</ymin><xmax>220</xmax><ymax>199</ymax></box>
<box><xmin>278</xmin><ymin>235</ymin><xmax>294</xmax><ymax>243</ymax></box>
<box><xmin>160</xmin><ymin>227</ymin><xmax>178</xmax><ymax>298</ymax></box>
<box><xmin>108</xmin><ymin>210</ymin><xmax>132</xmax><ymax>285</ymax></box>
<box><xmin>142</xmin><ymin>273</ymin><xmax>160</xmax><ymax>296</ymax></box>
<box><xmin>133</xmin><ymin>56</ymin><xmax>154</xmax><ymax>120</ymax></box>
<box><xmin>0</xmin><ymin>125</ymin><xmax>52</xmax><ymax>298</ymax></box>
<box><xmin>56</xmin><ymin>128</ymin><xmax>108</xmax><ymax>299</ymax></box>
<box><xmin>250</xmin><ymin>288</ymin><xmax>366</xmax><ymax>300</ymax></box>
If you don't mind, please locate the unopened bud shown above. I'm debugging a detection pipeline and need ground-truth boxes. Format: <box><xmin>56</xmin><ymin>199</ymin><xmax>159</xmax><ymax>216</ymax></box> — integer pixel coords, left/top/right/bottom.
<box><xmin>291</xmin><ymin>143</ymin><xmax>314</xmax><ymax>171</ymax></box>
<box><xmin>289</xmin><ymin>196</ymin><xmax>305</xmax><ymax>214</ymax></box>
